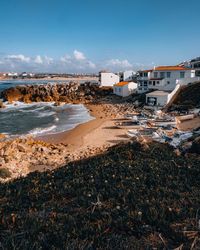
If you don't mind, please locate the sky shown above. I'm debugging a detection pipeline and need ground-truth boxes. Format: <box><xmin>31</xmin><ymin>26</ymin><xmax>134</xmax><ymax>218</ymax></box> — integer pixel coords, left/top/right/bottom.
<box><xmin>0</xmin><ymin>0</ymin><xmax>200</xmax><ymax>73</ymax></box>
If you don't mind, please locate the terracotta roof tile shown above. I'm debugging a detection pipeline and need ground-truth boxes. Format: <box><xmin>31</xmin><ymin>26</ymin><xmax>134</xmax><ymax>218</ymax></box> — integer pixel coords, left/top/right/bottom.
<box><xmin>138</xmin><ymin>69</ymin><xmax>153</xmax><ymax>72</ymax></box>
<box><xmin>154</xmin><ymin>66</ymin><xmax>191</xmax><ymax>71</ymax></box>
<box><xmin>114</xmin><ymin>81</ymin><xmax>132</xmax><ymax>86</ymax></box>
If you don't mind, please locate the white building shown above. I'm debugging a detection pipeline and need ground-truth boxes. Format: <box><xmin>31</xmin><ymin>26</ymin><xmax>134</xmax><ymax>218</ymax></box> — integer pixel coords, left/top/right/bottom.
<box><xmin>113</xmin><ymin>81</ymin><xmax>137</xmax><ymax>97</ymax></box>
<box><xmin>99</xmin><ymin>71</ymin><xmax>120</xmax><ymax>87</ymax></box>
<box><xmin>117</xmin><ymin>71</ymin><xmax>136</xmax><ymax>82</ymax></box>
<box><xmin>189</xmin><ymin>57</ymin><xmax>200</xmax><ymax>76</ymax></box>
<box><xmin>146</xmin><ymin>91</ymin><xmax>169</xmax><ymax>107</ymax></box>
<box><xmin>123</xmin><ymin>71</ymin><xmax>135</xmax><ymax>81</ymax></box>
<box><xmin>180</xmin><ymin>57</ymin><xmax>200</xmax><ymax>76</ymax></box>
<box><xmin>137</xmin><ymin>66</ymin><xmax>198</xmax><ymax>94</ymax></box>
<box><xmin>145</xmin><ymin>83</ymin><xmax>181</xmax><ymax>107</ymax></box>
<box><xmin>4</xmin><ymin>72</ymin><xmax>18</xmax><ymax>77</ymax></box>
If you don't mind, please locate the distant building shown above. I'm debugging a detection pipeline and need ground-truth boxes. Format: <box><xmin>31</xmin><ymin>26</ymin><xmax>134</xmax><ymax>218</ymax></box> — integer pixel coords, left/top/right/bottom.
<box><xmin>137</xmin><ymin>66</ymin><xmax>198</xmax><ymax>94</ymax></box>
<box><xmin>117</xmin><ymin>71</ymin><xmax>136</xmax><ymax>82</ymax></box>
<box><xmin>113</xmin><ymin>81</ymin><xmax>137</xmax><ymax>97</ymax></box>
<box><xmin>99</xmin><ymin>71</ymin><xmax>120</xmax><ymax>87</ymax></box>
<box><xmin>123</xmin><ymin>71</ymin><xmax>135</xmax><ymax>81</ymax></box>
<box><xmin>189</xmin><ymin>57</ymin><xmax>200</xmax><ymax>76</ymax></box>
<box><xmin>4</xmin><ymin>72</ymin><xmax>18</xmax><ymax>77</ymax></box>
<box><xmin>180</xmin><ymin>57</ymin><xmax>200</xmax><ymax>76</ymax></box>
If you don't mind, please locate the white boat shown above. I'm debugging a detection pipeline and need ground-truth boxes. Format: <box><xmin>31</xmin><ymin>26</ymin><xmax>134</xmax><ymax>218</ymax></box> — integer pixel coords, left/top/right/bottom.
<box><xmin>126</xmin><ymin>129</ymin><xmax>140</xmax><ymax>137</ymax></box>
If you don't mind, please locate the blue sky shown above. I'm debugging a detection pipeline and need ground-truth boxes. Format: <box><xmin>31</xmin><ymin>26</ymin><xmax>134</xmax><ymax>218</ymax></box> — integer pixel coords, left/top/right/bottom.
<box><xmin>0</xmin><ymin>0</ymin><xmax>200</xmax><ymax>73</ymax></box>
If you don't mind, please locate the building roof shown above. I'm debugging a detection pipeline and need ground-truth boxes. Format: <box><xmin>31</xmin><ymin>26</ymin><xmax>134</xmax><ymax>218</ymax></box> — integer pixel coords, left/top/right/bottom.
<box><xmin>138</xmin><ymin>69</ymin><xmax>153</xmax><ymax>72</ymax></box>
<box><xmin>154</xmin><ymin>66</ymin><xmax>191</xmax><ymax>71</ymax></box>
<box><xmin>99</xmin><ymin>70</ymin><xmax>111</xmax><ymax>73</ymax></box>
<box><xmin>114</xmin><ymin>81</ymin><xmax>132</xmax><ymax>86</ymax></box>
<box><xmin>146</xmin><ymin>90</ymin><xmax>169</xmax><ymax>96</ymax></box>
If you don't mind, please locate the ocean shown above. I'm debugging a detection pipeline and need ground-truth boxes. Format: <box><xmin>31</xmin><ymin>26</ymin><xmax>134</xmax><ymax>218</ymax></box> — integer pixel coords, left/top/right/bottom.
<box><xmin>0</xmin><ymin>80</ymin><xmax>94</xmax><ymax>139</ymax></box>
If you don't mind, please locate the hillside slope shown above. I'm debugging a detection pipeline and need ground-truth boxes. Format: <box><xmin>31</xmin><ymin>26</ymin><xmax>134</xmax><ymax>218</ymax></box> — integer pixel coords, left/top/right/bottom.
<box><xmin>0</xmin><ymin>141</ymin><xmax>200</xmax><ymax>249</ymax></box>
<box><xmin>167</xmin><ymin>81</ymin><xmax>200</xmax><ymax>111</ymax></box>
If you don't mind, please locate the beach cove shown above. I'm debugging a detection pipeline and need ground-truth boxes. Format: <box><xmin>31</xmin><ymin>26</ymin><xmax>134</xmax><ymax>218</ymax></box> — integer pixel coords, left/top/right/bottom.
<box><xmin>0</xmin><ymin>81</ymin><xmax>135</xmax><ymax>181</ymax></box>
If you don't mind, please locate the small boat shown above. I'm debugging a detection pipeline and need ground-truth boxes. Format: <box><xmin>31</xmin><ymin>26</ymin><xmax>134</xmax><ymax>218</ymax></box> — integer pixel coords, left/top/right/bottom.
<box><xmin>126</xmin><ymin>129</ymin><xmax>140</xmax><ymax>137</ymax></box>
<box><xmin>175</xmin><ymin>114</ymin><xmax>194</xmax><ymax>123</ymax></box>
<box><xmin>114</xmin><ymin>120</ymin><xmax>144</xmax><ymax>129</ymax></box>
<box><xmin>153</xmin><ymin>121</ymin><xmax>177</xmax><ymax>126</ymax></box>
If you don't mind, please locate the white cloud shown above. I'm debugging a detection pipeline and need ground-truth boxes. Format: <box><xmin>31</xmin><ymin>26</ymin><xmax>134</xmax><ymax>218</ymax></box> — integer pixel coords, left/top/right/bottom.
<box><xmin>0</xmin><ymin>51</ymin><xmax>156</xmax><ymax>73</ymax></box>
<box><xmin>34</xmin><ymin>55</ymin><xmax>43</xmax><ymax>64</ymax></box>
<box><xmin>60</xmin><ymin>54</ymin><xmax>71</xmax><ymax>62</ymax></box>
<box><xmin>44</xmin><ymin>56</ymin><xmax>53</xmax><ymax>64</ymax></box>
<box><xmin>73</xmin><ymin>50</ymin><xmax>86</xmax><ymax>60</ymax></box>
<box><xmin>6</xmin><ymin>54</ymin><xmax>30</xmax><ymax>63</ymax></box>
<box><xmin>105</xmin><ymin>59</ymin><xmax>132</xmax><ymax>68</ymax></box>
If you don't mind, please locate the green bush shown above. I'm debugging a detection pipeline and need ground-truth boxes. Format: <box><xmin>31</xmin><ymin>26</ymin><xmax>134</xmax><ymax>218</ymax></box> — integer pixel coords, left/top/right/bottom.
<box><xmin>0</xmin><ymin>168</ymin><xmax>11</xmax><ymax>179</ymax></box>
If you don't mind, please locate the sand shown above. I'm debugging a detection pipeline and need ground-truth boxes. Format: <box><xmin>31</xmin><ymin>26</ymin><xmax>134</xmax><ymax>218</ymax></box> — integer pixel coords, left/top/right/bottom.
<box><xmin>39</xmin><ymin>102</ymin><xmax>132</xmax><ymax>154</ymax></box>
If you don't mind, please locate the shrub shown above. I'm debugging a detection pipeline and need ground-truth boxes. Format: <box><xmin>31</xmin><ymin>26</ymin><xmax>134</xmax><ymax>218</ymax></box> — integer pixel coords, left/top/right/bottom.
<box><xmin>0</xmin><ymin>168</ymin><xmax>11</xmax><ymax>179</ymax></box>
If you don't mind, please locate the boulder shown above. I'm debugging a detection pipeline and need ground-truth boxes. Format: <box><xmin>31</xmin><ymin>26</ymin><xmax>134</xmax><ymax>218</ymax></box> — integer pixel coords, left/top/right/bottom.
<box><xmin>0</xmin><ymin>102</ymin><xmax>5</xmax><ymax>108</ymax></box>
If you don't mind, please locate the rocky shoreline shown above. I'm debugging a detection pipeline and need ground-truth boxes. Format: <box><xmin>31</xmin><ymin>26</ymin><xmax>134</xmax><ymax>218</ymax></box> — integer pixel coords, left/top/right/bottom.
<box><xmin>0</xmin><ymin>135</ymin><xmax>112</xmax><ymax>182</ymax></box>
<box><xmin>0</xmin><ymin>82</ymin><xmax>113</xmax><ymax>106</ymax></box>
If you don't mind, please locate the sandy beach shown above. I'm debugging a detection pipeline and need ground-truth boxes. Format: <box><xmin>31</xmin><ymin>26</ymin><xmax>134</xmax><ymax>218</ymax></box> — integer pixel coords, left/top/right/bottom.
<box><xmin>39</xmin><ymin>101</ymin><xmax>132</xmax><ymax>158</ymax></box>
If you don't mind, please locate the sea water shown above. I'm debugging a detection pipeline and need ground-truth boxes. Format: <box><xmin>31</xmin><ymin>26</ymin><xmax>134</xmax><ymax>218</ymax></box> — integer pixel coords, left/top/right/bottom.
<box><xmin>0</xmin><ymin>80</ymin><xmax>94</xmax><ymax>138</ymax></box>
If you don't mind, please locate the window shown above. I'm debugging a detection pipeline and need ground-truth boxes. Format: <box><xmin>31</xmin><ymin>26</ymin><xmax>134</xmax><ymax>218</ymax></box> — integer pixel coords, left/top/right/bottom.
<box><xmin>144</xmin><ymin>81</ymin><xmax>147</xmax><ymax>86</ymax></box>
<box><xmin>167</xmin><ymin>81</ymin><xmax>170</xmax><ymax>84</ymax></box>
<box><xmin>167</xmin><ymin>72</ymin><xmax>171</xmax><ymax>78</ymax></box>
<box><xmin>153</xmin><ymin>81</ymin><xmax>155</xmax><ymax>86</ymax></box>
<box><xmin>144</xmin><ymin>72</ymin><xmax>148</xmax><ymax>77</ymax></box>
<box><xmin>157</xmin><ymin>81</ymin><xmax>160</xmax><ymax>84</ymax></box>
<box><xmin>139</xmin><ymin>87</ymin><xmax>142</xmax><ymax>90</ymax></box>
<box><xmin>149</xmin><ymin>81</ymin><xmax>152</xmax><ymax>85</ymax></box>
<box><xmin>154</xmin><ymin>72</ymin><xmax>158</xmax><ymax>78</ymax></box>
<box><xmin>160</xmin><ymin>72</ymin><xmax>165</xmax><ymax>78</ymax></box>
<box><xmin>139</xmin><ymin>72</ymin><xmax>143</xmax><ymax>77</ymax></box>
<box><xmin>180</xmin><ymin>72</ymin><xmax>185</xmax><ymax>78</ymax></box>
<box><xmin>119</xmin><ymin>88</ymin><xmax>121</xmax><ymax>92</ymax></box>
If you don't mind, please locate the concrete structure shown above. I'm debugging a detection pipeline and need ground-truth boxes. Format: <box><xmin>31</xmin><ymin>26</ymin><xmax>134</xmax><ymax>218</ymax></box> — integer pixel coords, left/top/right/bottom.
<box><xmin>113</xmin><ymin>81</ymin><xmax>137</xmax><ymax>97</ymax></box>
<box><xmin>99</xmin><ymin>71</ymin><xmax>120</xmax><ymax>87</ymax></box>
<box><xmin>137</xmin><ymin>66</ymin><xmax>198</xmax><ymax>93</ymax></box>
<box><xmin>146</xmin><ymin>91</ymin><xmax>169</xmax><ymax>107</ymax></box>
<box><xmin>146</xmin><ymin>84</ymin><xmax>181</xmax><ymax>107</ymax></box>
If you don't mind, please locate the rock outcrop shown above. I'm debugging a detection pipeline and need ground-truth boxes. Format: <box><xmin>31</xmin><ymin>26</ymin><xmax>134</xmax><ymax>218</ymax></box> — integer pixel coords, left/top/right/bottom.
<box><xmin>0</xmin><ymin>102</ymin><xmax>5</xmax><ymax>108</ymax></box>
<box><xmin>0</xmin><ymin>137</ymin><xmax>69</xmax><ymax>181</ymax></box>
<box><xmin>0</xmin><ymin>82</ymin><xmax>113</xmax><ymax>104</ymax></box>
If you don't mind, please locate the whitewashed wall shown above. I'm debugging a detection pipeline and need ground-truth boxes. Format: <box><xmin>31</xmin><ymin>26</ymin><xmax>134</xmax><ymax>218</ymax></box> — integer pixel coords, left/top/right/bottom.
<box><xmin>100</xmin><ymin>73</ymin><xmax>120</xmax><ymax>87</ymax></box>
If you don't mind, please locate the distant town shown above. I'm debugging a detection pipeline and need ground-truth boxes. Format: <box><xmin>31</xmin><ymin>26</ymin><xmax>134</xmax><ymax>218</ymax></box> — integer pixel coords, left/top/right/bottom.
<box><xmin>0</xmin><ymin>72</ymin><xmax>98</xmax><ymax>79</ymax></box>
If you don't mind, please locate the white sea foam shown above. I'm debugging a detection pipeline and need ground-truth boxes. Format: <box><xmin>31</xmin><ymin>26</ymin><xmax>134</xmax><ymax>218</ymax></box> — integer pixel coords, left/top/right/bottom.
<box><xmin>28</xmin><ymin>125</ymin><xmax>57</xmax><ymax>136</ymax></box>
<box><xmin>36</xmin><ymin>111</ymin><xmax>56</xmax><ymax>117</ymax></box>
